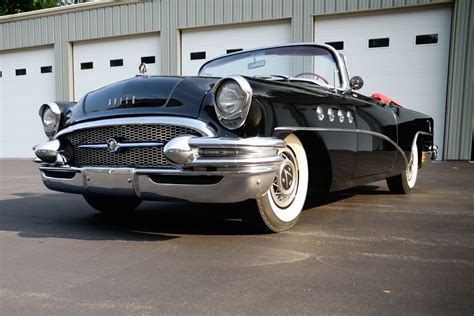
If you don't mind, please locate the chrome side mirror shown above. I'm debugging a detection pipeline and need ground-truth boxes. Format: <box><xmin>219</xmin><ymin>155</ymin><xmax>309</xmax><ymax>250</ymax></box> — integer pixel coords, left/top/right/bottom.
<box><xmin>342</xmin><ymin>75</ymin><xmax>364</xmax><ymax>96</ymax></box>
<box><xmin>349</xmin><ymin>76</ymin><xmax>364</xmax><ymax>90</ymax></box>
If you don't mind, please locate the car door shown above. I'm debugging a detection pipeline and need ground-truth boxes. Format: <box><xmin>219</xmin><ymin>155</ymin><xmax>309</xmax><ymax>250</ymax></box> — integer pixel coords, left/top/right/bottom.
<box><xmin>352</xmin><ymin>97</ymin><xmax>398</xmax><ymax>178</ymax></box>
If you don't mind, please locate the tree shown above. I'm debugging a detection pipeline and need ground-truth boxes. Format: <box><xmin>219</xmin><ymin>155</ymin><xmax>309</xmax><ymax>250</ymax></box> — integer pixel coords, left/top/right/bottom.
<box><xmin>0</xmin><ymin>0</ymin><xmax>58</xmax><ymax>16</ymax></box>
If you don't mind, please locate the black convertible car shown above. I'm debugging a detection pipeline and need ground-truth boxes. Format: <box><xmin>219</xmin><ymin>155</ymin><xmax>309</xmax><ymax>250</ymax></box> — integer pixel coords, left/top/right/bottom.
<box><xmin>34</xmin><ymin>43</ymin><xmax>437</xmax><ymax>232</ymax></box>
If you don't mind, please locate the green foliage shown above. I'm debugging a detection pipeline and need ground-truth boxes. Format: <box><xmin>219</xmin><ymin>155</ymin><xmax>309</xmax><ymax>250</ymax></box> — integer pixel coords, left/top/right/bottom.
<box><xmin>0</xmin><ymin>0</ymin><xmax>58</xmax><ymax>16</ymax></box>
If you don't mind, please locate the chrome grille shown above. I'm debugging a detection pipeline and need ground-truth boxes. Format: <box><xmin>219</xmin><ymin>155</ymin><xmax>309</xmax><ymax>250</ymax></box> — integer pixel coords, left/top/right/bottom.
<box><xmin>61</xmin><ymin>124</ymin><xmax>201</xmax><ymax>168</ymax></box>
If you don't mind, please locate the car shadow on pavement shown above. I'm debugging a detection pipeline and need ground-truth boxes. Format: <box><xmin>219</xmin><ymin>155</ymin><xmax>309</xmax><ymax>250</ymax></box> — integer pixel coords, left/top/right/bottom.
<box><xmin>0</xmin><ymin>192</ymin><xmax>264</xmax><ymax>240</ymax></box>
<box><xmin>0</xmin><ymin>193</ymin><xmax>177</xmax><ymax>241</ymax></box>
<box><xmin>0</xmin><ymin>184</ymin><xmax>389</xmax><ymax>240</ymax></box>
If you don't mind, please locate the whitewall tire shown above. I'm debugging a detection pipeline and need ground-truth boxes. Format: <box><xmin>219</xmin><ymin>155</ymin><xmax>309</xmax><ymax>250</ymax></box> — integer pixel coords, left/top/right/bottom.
<box><xmin>253</xmin><ymin>134</ymin><xmax>309</xmax><ymax>232</ymax></box>
<box><xmin>387</xmin><ymin>142</ymin><xmax>419</xmax><ymax>194</ymax></box>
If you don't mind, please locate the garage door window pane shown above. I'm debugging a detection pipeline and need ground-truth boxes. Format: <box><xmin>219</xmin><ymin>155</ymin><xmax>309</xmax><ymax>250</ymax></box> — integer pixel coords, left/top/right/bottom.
<box><xmin>16</xmin><ymin>68</ymin><xmax>26</xmax><ymax>76</ymax></box>
<box><xmin>81</xmin><ymin>62</ymin><xmax>93</xmax><ymax>70</ymax></box>
<box><xmin>368</xmin><ymin>38</ymin><xmax>389</xmax><ymax>48</ymax></box>
<box><xmin>416</xmin><ymin>34</ymin><xmax>438</xmax><ymax>45</ymax></box>
<box><xmin>141</xmin><ymin>56</ymin><xmax>155</xmax><ymax>64</ymax></box>
<box><xmin>190</xmin><ymin>52</ymin><xmax>206</xmax><ymax>60</ymax></box>
<box><xmin>227</xmin><ymin>48</ymin><xmax>243</xmax><ymax>54</ymax></box>
<box><xmin>41</xmin><ymin>66</ymin><xmax>53</xmax><ymax>73</ymax></box>
<box><xmin>326</xmin><ymin>41</ymin><xmax>344</xmax><ymax>50</ymax></box>
<box><xmin>110</xmin><ymin>59</ymin><xmax>124</xmax><ymax>67</ymax></box>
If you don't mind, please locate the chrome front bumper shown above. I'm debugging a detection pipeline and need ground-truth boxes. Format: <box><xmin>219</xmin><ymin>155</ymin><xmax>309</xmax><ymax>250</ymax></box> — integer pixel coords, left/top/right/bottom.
<box><xmin>36</xmin><ymin>136</ymin><xmax>285</xmax><ymax>203</ymax></box>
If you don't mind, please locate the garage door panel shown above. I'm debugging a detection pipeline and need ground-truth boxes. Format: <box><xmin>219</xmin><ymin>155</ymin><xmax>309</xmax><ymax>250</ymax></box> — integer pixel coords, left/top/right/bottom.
<box><xmin>315</xmin><ymin>7</ymin><xmax>451</xmax><ymax>159</ymax></box>
<box><xmin>0</xmin><ymin>47</ymin><xmax>55</xmax><ymax>158</ymax></box>
<box><xmin>73</xmin><ymin>34</ymin><xmax>160</xmax><ymax>100</ymax></box>
<box><xmin>181</xmin><ymin>22</ymin><xmax>292</xmax><ymax>76</ymax></box>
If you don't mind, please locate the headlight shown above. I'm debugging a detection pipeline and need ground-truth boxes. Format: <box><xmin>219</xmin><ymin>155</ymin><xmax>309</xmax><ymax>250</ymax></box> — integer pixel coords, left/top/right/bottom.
<box><xmin>213</xmin><ymin>75</ymin><xmax>252</xmax><ymax>130</ymax></box>
<box><xmin>39</xmin><ymin>102</ymin><xmax>61</xmax><ymax>139</ymax></box>
<box><xmin>216</xmin><ymin>82</ymin><xmax>246</xmax><ymax>116</ymax></box>
<box><xmin>42</xmin><ymin>107</ymin><xmax>58</xmax><ymax>131</ymax></box>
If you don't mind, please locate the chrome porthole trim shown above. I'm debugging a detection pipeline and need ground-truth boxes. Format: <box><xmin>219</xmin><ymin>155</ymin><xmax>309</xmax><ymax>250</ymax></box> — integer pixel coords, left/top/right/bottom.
<box><xmin>316</xmin><ymin>106</ymin><xmax>325</xmax><ymax>121</ymax></box>
<box><xmin>327</xmin><ymin>108</ymin><xmax>335</xmax><ymax>122</ymax></box>
<box><xmin>346</xmin><ymin>111</ymin><xmax>354</xmax><ymax>124</ymax></box>
<box><xmin>337</xmin><ymin>110</ymin><xmax>344</xmax><ymax>123</ymax></box>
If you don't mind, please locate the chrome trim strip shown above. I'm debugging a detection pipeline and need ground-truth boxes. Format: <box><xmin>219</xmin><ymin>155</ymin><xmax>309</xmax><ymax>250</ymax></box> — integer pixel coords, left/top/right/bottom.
<box><xmin>186</xmin><ymin>156</ymin><xmax>283</xmax><ymax>168</ymax></box>
<box><xmin>55</xmin><ymin>117</ymin><xmax>217</xmax><ymax>139</ymax></box>
<box><xmin>188</xmin><ymin>137</ymin><xmax>285</xmax><ymax>149</ymax></box>
<box><xmin>77</xmin><ymin>144</ymin><xmax>107</xmax><ymax>149</ymax></box>
<box><xmin>78</xmin><ymin>142</ymin><xmax>164</xmax><ymax>149</ymax></box>
<box><xmin>39</xmin><ymin>165</ymin><xmax>278</xmax><ymax>176</ymax></box>
<box><xmin>275</xmin><ymin>126</ymin><xmax>409</xmax><ymax>166</ymax></box>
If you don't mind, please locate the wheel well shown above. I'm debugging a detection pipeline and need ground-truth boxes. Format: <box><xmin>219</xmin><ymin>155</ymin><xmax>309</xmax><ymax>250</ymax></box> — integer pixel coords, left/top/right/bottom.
<box><xmin>293</xmin><ymin>131</ymin><xmax>332</xmax><ymax>193</ymax></box>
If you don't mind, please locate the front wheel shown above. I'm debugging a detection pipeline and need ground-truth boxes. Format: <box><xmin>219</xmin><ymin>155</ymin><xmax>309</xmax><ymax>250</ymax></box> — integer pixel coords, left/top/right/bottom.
<box><xmin>83</xmin><ymin>195</ymin><xmax>142</xmax><ymax>214</ymax></box>
<box><xmin>386</xmin><ymin>143</ymin><xmax>419</xmax><ymax>194</ymax></box>
<box><xmin>251</xmin><ymin>134</ymin><xmax>309</xmax><ymax>232</ymax></box>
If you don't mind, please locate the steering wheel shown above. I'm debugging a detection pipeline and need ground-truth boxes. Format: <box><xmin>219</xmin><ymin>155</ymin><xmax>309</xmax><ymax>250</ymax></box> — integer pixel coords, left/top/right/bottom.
<box><xmin>294</xmin><ymin>72</ymin><xmax>329</xmax><ymax>84</ymax></box>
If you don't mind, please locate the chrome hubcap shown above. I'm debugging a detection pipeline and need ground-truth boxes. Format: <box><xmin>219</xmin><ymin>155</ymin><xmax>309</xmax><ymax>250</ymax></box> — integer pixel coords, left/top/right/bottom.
<box><xmin>271</xmin><ymin>149</ymin><xmax>298</xmax><ymax>208</ymax></box>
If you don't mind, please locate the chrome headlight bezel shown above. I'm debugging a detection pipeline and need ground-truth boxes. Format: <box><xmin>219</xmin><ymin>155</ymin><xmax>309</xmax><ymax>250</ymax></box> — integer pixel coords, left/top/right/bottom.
<box><xmin>39</xmin><ymin>102</ymin><xmax>61</xmax><ymax>139</ymax></box>
<box><xmin>212</xmin><ymin>75</ymin><xmax>253</xmax><ymax>130</ymax></box>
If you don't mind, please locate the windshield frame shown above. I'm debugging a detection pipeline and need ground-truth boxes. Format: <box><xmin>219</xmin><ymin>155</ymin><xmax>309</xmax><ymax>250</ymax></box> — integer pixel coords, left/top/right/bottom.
<box><xmin>198</xmin><ymin>43</ymin><xmax>350</xmax><ymax>91</ymax></box>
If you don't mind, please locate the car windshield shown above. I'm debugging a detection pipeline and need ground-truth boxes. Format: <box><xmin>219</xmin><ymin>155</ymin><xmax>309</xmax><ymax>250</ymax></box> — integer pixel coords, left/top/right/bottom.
<box><xmin>198</xmin><ymin>45</ymin><xmax>343</xmax><ymax>88</ymax></box>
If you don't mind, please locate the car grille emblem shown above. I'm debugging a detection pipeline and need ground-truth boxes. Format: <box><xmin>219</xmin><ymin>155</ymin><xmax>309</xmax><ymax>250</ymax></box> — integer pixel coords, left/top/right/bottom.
<box><xmin>106</xmin><ymin>138</ymin><xmax>119</xmax><ymax>153</ymax></box>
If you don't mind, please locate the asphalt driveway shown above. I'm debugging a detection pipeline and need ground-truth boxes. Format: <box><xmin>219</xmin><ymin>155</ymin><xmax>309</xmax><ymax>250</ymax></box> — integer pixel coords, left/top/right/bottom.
<box><xmin>0</xmin><ymin>160</ymin><xmax>473</xmax><ymax>315</ymax></box>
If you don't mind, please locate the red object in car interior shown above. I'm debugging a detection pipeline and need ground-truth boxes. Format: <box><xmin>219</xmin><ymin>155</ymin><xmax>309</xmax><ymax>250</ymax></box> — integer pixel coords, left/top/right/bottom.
<box><xmin>372</xmin><ymin>93</ymin><xmax>402</xmax><ymax>107</ymax></box>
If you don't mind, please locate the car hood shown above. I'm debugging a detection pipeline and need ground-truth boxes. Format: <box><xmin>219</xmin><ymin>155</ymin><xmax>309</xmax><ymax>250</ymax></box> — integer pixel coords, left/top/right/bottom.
<box><xmin>64</xmin><ymin>76</ymin><xmax>217</xmax><ymax>126</ymax></box>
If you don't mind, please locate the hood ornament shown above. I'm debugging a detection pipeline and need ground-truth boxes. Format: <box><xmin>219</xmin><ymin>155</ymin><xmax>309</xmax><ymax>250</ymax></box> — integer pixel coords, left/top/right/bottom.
<box><xmin>138</xmin><ymin>62</ymin><xmax>148</xmax><ymax>76</ymax></box>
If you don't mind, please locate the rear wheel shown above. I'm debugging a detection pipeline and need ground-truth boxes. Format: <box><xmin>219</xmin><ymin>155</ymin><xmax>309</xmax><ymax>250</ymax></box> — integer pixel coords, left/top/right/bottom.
<box><xmin>250</xmin><ymin>134</ymin><xmax>309</xmax><ymax>232</ymax></box>
<box><xmin>387</xmin><ymin>143</ymin><xmax>418</xmax><ymax>194</ymax></box>
<box><xmin>83</xmin><ymin>195</ymin><xmax>142</xmax><ymax>214</ymax></box>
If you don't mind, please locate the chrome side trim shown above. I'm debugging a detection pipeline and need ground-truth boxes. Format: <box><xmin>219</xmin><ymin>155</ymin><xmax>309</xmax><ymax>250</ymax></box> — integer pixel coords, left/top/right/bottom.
<box><xmin>55</xmin><ymin>117</ymin><xmax>217</xmax><ymax>139</ymax></box>
<box><xmin>78</xmin><ymin>142</ymin><xmax>164</xmax><ymax>149</ymax></box>
<box><xmin>275</xmin><ymin>126</ymin><xmax>409</xmax><ymax>166</ymax></box>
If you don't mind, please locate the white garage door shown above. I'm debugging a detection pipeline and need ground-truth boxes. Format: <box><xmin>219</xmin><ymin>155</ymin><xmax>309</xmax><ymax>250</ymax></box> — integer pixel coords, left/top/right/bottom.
<box><xmin>315</xmin><ymin>7</ymin><xmax>452</xmax><ymax>158</ymax></box>
<box><xmin>73</xmin><ymin>34</ymin><xmax>160</xmax><ymax>100</ymax></box>
<box><xmin>181</xmin><ymin>21</ymin><xmax>292</xmax><ymax>76</ymax></box>
<box><xmin>0</xmin><ymin>47</ymin><xmax>55</xmax><ymax>158</ymax></box>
